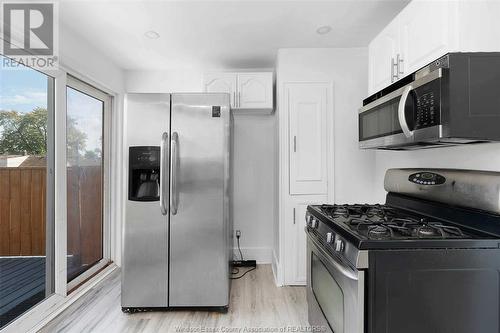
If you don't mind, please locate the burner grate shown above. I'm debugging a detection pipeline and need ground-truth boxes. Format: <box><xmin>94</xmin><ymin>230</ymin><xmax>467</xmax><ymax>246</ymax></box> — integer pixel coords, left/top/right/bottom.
<box><xmin>317</xmin><ymin>204</ymin><xmax>469</xmax><ymax>240</ymax></box>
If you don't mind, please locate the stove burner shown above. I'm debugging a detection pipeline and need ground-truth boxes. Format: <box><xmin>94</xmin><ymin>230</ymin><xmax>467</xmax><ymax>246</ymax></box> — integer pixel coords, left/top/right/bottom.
<box><xmin>318</xmin><ymin>204</ymin><xmax>469</xmax><ymax>240</ymax></box>
<box><xmin>417</xmin><ymin>225</ymin><xmax>439</xmax><ymax>237</ymax></box>
<box><xmin>368</xmin><ymin>225</ymin><xmax>391</xmax><ymax>239</ymax></box>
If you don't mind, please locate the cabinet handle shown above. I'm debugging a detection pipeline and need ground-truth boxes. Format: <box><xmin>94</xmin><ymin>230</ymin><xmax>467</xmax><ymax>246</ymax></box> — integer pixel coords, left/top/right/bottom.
<box><xmin>391</xmin><ymin>58</ymin><xmax>398</xmax><ymax>83</ymax></box>
<box><xmin>397</xmin><ymin>53</ymin><xmax>404</xmax><ymax>76</ymax></box>
<box><xmin>293</xmin><ymin>136</ymin><xmax>297</xmax><ymax>152</ymax></box>
<box><xmin>238</xmin><ymin>92</ymin><xmax>241</xmax><ymax>108</ymax></box>
<box><xmin>293</xmin><ymin>208</ymin><xmax>296</xmax><ymax>224</ymax></box>
<box><xmin>233</xmin><ymin>91</ymin><xmax>236</xmax><ymax>107</ymax></box>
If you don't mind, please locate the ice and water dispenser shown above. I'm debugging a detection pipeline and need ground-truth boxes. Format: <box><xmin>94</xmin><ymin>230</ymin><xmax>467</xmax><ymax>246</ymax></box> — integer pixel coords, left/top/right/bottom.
<box><xmin>128</xmin><ymin>146</ymin><xmax>160</xmax><ymax>201</ymax></box>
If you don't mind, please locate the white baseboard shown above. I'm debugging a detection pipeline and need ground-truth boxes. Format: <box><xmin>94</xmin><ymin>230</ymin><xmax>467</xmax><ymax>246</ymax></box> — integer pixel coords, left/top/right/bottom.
<box><xmin>232</xmin><ymin>246</ymin><xmax>272</xmax><ymax>264</ymax></box>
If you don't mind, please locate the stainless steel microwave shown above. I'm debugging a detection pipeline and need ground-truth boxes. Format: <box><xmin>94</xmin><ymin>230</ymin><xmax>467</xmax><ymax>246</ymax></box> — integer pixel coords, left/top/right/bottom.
<box><xmin>359</xmin><ymin>52</ymin><xmax>500</xmax><ymax>150</ymax></box>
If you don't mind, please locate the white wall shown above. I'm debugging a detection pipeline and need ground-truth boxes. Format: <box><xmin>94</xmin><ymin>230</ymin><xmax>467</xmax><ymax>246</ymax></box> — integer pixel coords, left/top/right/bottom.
<box><xmin>125</xmin><ymin>70</ymin><xmax>202</xmax><ymax>93</ymax></box>
<box><xmin>59</xmin><ymin>26</ymin><xmax>125</xmax><ymax>93</ymax></box>
<box><xmin>373</xmin><ymin>143</ymin><xmax>500</xmax><ymax>202</ymax></box>
<box><xmin>126</xmin><ymin>69</ymin><xmax>276</xmax><ymax>263</ymax></box>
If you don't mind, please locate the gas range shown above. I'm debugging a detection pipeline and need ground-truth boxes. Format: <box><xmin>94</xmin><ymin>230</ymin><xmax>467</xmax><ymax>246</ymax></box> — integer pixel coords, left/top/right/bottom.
<box><xmin>313</xmin><ymin>203</ymin><xmax>478</xmax><ymax>239</ymax></box>
<box><xmin>305</xmin><ymin>169</ymin><xmax>500</xmax><ymax>333</ymax></box>
<box><xmin>306</xmin><ymin>200</ymin><xmax>499</xmax><ymax>249</ymax></box>
<box><xmin>306</xmin><ymin>199</ymin><xmax>498</xmax><ymax>255</ymax></box>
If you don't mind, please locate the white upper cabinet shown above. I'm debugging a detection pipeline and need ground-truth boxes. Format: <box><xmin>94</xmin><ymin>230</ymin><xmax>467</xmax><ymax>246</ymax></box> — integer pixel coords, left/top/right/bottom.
<box><xmin>204</xmin><ymin>72</ymin><xmax>274</xmax><ymax>113</ymax></box>
<box><xmin>286</xmin><ymin>82</ymin><xmax>328</xmax><ymax>195</ymax></box>
<box><xmin>368</xmin><ymin>21</ymin><xmax>400</xmax><ymax>94</ymax></box>
<box><xmin>399</xmin><ymin>1</ymin><xmax>453</xmax><ymax>75</ymax></box>
<box><xmin>456</xmin><ymin>1</ymin><xmax>500</xmax><ymax>52</ymax></box>
<box><xmin>204</xmin><ymin>73</ymin><xmax>237</xmax><ymax>107</ymax></box>
<box><xmin>368</xmin><ymin>1</ymin><xmax>500</xmax><ymax>95</ymax></box>
<box><xmin>237</xmin><ymin>73</ymin><xmax>273</xmax><ymax>110</ymax></box>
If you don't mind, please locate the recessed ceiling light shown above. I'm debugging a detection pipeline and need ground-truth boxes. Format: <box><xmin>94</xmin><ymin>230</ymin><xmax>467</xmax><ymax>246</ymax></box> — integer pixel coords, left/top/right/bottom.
<box><xmin>316</xmin><ymin>25</ymin><xmax>332</xmax><ymax>35</ymax></box>
<box><xmin>144</xmin><ymin>30</ymin><xmax>160</xmax><ymax>39</ymax></box>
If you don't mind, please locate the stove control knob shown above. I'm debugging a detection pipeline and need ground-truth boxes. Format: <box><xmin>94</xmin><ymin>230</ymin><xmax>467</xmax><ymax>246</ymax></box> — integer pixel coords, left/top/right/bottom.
<box><xmin>311</xmin><ymin>218</ymin><xmax>318</xmax><ymax>229</ymax></box>
<box><xmin>305</xmin><ymin>212</ymin><xmax>311</xmax><ymax>224</ymax></box>
<box><xmin>334</xmin><ymin>239</ymin><xmax>345</xmax><ymax>252</ymax></box>
<box><xmin>326</xmin><ymin>232</ymin><xmax>333</xmax><ymax>243</ymax></box>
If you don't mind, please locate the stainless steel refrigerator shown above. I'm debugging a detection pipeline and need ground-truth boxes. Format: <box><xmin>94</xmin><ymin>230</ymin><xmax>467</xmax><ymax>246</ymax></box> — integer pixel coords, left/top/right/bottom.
<box><xmin>122</xmin><ymin>93</ymin><xmax>232</xmax><ymax>311</ymax></box>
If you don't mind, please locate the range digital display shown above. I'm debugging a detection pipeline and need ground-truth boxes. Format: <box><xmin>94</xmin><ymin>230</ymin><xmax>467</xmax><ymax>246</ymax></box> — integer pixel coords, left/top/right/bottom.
<box><xmin>408</xmin><ymin>172</ymin><xmax>446</xmax><ymax>185</ymax></box>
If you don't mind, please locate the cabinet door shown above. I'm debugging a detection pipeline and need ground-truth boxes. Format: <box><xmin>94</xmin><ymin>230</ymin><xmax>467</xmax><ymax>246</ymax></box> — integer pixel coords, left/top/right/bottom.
<box><xmin>399</xmin><ymin>1</ymin><xmax>452</xmax><ymax>75</ymax></box>
<box><xmin>237</xmin><ymin>73</ymin><xmax>273</xmax><ymax>110</ymax></box>
<box><xmin>368</xmin><ymin>21</ymin><xmax>400</xmax><ymax>94</ymax></box>
<box><xmin>285</xmin><ymin>203</ymin><xmax>309</xmax><ymax>285</ymax></box>
<box><xmin>457</xmin><ymin>1</ymin><xmax>500</xmax><ymax>52</ymax></box>
<box><xmin>204</xmin><ymin>73</ymin><xmax>237</xmax><ymax>108</ymax></box>
<box><xmin>287</xmin><ymin>82</ymin><xmax>328</xmax><ymax>195</ymax></box>
<box><xmin>284</xmin><ymin>198</ymin><xmax>326</xmax><ymax>285</ymax></box>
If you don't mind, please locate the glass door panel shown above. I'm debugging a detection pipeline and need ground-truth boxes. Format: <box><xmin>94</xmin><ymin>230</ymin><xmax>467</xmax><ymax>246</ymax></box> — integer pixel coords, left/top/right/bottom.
<box><xmin>359</xmin><ymin>96</ymin><xmax>402</xmax><ymax>141</ymax></box>
<box><xmin>0</xmin><ymin>55</ymin><xmax>54</xmax><ymax>328</ymax></box>
<box><xmin>66</xmin><ymin>84</ymin><xmax>105</xmax><ymax>282</ymax></box>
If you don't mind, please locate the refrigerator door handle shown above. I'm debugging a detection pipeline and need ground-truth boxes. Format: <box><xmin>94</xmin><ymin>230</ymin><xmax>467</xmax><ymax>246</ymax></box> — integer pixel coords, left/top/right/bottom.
<box><xmin>171</xmin><ymin>131</ymin><xmax>179</xmax><ymax>215</ymax></box>
<box><xmin>160</xmin><ymin>132</ymin><xmax>169</xmax><ymax>216</ymax></box>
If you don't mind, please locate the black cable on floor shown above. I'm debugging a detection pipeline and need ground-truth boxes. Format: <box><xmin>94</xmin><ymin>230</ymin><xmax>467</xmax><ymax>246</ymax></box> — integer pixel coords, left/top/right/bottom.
<box><xmin>237</xmin><ymin>236</ymin><xmax>243</xmax><ymax>261</ymax></box>
<box><xmin>230</xmin><ymin>266</ymin><xmax>256</xmax><ymax>280</ymax></box>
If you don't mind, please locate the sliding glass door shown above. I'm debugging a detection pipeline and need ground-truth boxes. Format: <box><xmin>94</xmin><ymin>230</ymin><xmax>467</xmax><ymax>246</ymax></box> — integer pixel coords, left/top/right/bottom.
<box><xmin>66</xmin><ymin>77</ymin><xmax>111</xmax><ymax>286</ymax></box>
<box><xmin>0</xmin><ymin>56</ymin><xmax>54</xmax><ymax>329</ymax></box>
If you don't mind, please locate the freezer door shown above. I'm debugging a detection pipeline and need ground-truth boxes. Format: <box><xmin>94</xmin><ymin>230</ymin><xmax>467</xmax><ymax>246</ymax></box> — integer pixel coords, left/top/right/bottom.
<box><xmin>169</xmin><ymin>93</ymin><xmax>231</xmax><ymax>307</ymax></box>
<box><xmin>122</xmin><ymin>93</ymin><xmax>170</xmax><ymax>308</ymax></box>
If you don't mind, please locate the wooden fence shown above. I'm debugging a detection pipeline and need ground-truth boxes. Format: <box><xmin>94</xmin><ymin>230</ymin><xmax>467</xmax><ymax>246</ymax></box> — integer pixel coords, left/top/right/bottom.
<box><xmin>0</xmin><ymin>166</ymin><xmax>102</xmax><ymax>266</ymax></box>
<box><xmin>0</xmin><ymin>167</ymin><xmax>46</xmax><ymax>256</ymax></box>
<box><xmin>67</xmin><ymin>166</ymin><xmax>102</xmax><ymax>266</ymax></box>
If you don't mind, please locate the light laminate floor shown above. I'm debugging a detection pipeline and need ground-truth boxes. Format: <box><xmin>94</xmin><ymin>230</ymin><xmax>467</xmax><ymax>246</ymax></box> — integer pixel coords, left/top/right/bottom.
<box><xmin>39</xmin><ymin>265</ymin><xmax>308</xmax><ymax>333</ymax></box>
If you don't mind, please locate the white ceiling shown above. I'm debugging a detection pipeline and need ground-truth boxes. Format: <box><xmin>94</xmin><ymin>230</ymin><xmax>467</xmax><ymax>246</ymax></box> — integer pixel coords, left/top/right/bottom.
<box><xmin>60</xmin><ymin>0</ymin><xmax>410</xmax><ymax>70</ymax></box>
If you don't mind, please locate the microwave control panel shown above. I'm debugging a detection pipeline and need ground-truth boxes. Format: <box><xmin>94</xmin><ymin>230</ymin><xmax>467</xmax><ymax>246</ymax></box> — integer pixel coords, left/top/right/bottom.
<box><xmin>408</xmin><ymin>172</ymin><xmax>446</xmax><ymax>186</ymax></box>
<box><xmin>415</xmin><ymin>91</ymin><xmax>440</xmax><ymax>129</ymax></box>
<box><xmin>413</xmin><ymin>76</ymin><xmax>441</xmax><ymax>130</ymax></box>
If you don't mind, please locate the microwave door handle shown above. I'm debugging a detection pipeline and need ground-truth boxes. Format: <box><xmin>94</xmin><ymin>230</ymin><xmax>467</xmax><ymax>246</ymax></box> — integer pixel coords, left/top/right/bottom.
<box><xmin>398</xmin><ymin>84</ymin><xmax>414</xmax><ymax>138</ymax></box>
<box><xmin>160</xmin><ymin>132</ymin><xmax>169</xmax><ymax>216</ymax></box>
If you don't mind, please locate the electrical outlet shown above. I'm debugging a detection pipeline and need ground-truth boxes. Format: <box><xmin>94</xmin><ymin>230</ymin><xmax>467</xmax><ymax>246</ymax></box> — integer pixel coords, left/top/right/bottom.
<box><xmin>235</xmin><ymin>230</ymin><xmax>241</xmax><ymax>237</ymax></box>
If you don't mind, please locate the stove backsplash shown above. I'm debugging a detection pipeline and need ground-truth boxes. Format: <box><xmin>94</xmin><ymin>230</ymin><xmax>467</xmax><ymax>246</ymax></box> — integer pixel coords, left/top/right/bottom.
<box><xmin>384</xmin><ymin>168</ymin><xmax>500</xmax><ymax>215</ymax></box>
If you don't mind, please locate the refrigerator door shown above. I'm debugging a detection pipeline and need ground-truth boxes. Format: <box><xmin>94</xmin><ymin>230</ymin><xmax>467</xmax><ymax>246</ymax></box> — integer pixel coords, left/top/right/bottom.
<box><xmin>122</xmin><ymin>93</ymin><xmax>170</xmax><ymax>308</ymax></box>
<box><xmin>169</xmin><ymin>93</ymin><xmax>231</xmax><ymax>307</ymax></box>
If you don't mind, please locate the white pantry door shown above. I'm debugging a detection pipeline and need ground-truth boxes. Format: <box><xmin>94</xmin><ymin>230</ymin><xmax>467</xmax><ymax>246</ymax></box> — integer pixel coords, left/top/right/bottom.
<box><xmin>287</xmin><ymin>82</ymin><xmax>328</xmax><ymax>195</ymax></box>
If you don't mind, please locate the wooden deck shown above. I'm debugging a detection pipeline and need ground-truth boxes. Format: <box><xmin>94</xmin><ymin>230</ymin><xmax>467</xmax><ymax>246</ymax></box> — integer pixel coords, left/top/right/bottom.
<box><xmin>0</xmin><ymin>257</ymin><xmax>46</xmax><ymax>328</ymax></box>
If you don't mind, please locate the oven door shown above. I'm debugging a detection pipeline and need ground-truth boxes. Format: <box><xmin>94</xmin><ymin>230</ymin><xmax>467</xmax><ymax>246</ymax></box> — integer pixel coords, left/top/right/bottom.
<box><xmin>306</xmin><ymin>231</ymin><xmax>364</xmax><ymax>333</ymax></box>
<box><xmin>359</xmin><ymin>69</ymin><xmax>443</xmax><ymax>149</ymax></box>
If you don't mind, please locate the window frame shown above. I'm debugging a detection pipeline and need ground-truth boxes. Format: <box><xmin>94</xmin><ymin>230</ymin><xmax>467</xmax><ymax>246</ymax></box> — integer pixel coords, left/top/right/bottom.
<box><xmin>65</xmin><ymin>75</ymin><xmax>112</xmax><ymax>291</ymax></box>
<box><xmin>0</xmin><ymin>56</ymin><xmax>119</xmax><ymax>333</ymax></box>
<box><xmin>0</xmin><ymin>56</ymin><xmax>56</xmax><ymax>329</ymax></box>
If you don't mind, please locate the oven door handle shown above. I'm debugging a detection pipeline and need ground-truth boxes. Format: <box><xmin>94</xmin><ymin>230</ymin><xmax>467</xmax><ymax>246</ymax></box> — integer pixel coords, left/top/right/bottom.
<box><xmin>398</xmin><ymin>84</ymin><xmax>414</xmax><ymax>138</ymax></box>
<box><xmin>307</xmin><ymin>230</ymin><xmax>359</xmax><ymax>281</ymax></box>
